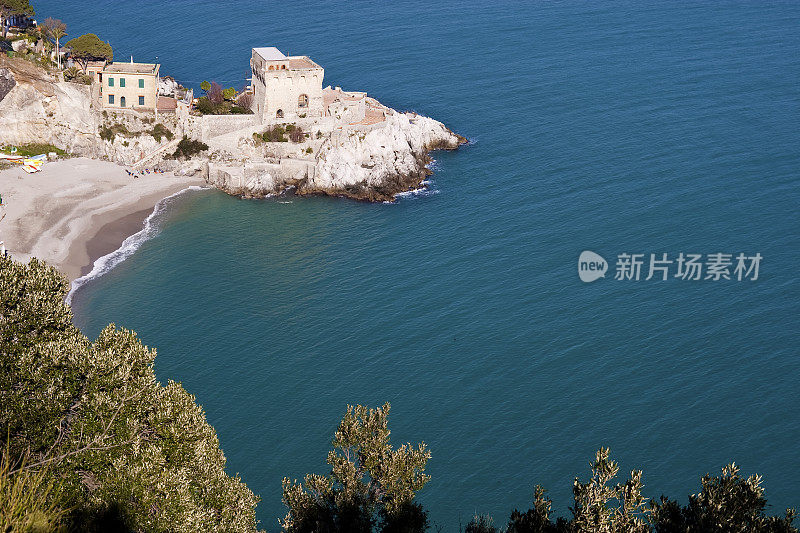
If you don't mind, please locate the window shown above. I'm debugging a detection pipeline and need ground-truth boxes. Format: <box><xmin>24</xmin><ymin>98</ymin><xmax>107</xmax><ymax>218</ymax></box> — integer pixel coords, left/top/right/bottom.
<box><xmin>298</xmin><ymin>94</ymin><xmax>309</xmax><ymax>108</ymax></box>
<box><xmin>108</xmin><ymin>77</ymin><xmax>114</xmax><ymax>87</ymax></box>
<box><xmin>108</xmin><ymin>94</ymin><xmax>114</xmax><ymax>104</ymax></box>
<box><xmin>138</xmin><ymin>78</ymin><xmax>144</xmax><ymax>88</ymax></box>
<box><xmin>120</xmin><ymin>96</ymin><xmax>126</xmax><ymax>107</ymax></box>
<box><xmin>120</xmin><ymin>78</ymin><xmax>126</xmax><ymax>88</ymax></box>
<box><xmin>276</xmin><ymin>109</ymin><xmax>284</xmax><ymax>119</ymax></box>
<box><xmin>139</xmin><ymin>96</ymin><xmax>145</xmax><ymax>106</ymax></box>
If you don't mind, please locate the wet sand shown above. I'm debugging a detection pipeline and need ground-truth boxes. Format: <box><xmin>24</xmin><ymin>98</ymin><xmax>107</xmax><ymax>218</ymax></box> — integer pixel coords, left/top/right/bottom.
<box><xmin>78</xmin><ymin>208</ymin><xmax>152</xmax><ymax>278</ymax></box>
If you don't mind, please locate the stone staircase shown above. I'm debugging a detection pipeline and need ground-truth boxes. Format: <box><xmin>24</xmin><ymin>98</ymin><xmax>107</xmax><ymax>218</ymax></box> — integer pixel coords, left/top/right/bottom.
<box><xmin>131</xmin><ymin>137</ymin><xmax>181</xmax><ymax>169</ymax></box>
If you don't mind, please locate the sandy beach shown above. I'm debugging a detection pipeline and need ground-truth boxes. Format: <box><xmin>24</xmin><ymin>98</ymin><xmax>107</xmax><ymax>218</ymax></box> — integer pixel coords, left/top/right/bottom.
<box><xmin>0</xmin><ymin>158</ymin><xmax>205</xmax><ymax>281</ymax></box>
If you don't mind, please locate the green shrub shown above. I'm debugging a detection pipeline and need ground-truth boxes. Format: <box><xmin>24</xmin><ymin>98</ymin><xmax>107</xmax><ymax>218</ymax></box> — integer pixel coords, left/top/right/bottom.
<box><xmin>171</xmin><ymin>136</ymin><xmax>208</xmax><ymax>159</ymax></box>
<box><xmin>149</xmin><ymin>123</ymin><xmax>174</xmax><ymax>143</ymax></box>
<box><xmin>195</xmin><ymin>96</ymin><xmax>214</xmax><ymax>115</ymax></box>
<box><xmin>2</xmin><ymin>143</ymin><xmax>67</xmax><ymax>157</ymax></box>
<box><xmin>195</xmin><ymin>96</ymin><xmax>250</xmax><ymax>116</ymax></box>
<box><xmin>260</xmin><ymin>125</ymin><xmax>287</xmax><ymax>142</ymax></box>
<box><xmin>98</xmin><ymin>123</ymin><xmax>131</xmax><ymax>143</ymax></box>
<box><xmin>99</xmin><ymin>125</ymin><xmax>114</xmax><ymax>142</ymax></box>
<box><xmin>62</xmin><ymin>66</ymin><xmax>81</xmax><ymax>81</ymax></box>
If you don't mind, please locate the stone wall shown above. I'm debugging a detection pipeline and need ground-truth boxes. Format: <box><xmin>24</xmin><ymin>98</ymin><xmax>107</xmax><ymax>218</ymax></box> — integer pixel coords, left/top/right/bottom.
<box><xmin>207</xmin><ymin>157</ymin><xmax>314</xmax><ymax>197</ymax></box>
<box><xmin>198</xmin><ymin>114</ymin><xmax>258</xmax><ymax>141</ymax></box>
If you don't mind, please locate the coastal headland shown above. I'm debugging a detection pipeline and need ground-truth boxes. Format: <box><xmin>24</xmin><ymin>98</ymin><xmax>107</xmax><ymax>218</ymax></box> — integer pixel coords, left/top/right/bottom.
<box><xmin>0</xmin><ymin>47</ymin><xmax>465</xmax><ymax>280</ymax></box>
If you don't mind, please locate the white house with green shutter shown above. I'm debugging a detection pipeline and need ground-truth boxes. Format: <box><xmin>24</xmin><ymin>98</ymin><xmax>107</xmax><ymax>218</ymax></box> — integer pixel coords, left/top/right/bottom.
<box><xmin>96</xmin><ymin>61</ymin><xmax>161</xmax><ymax>112</ymax></box>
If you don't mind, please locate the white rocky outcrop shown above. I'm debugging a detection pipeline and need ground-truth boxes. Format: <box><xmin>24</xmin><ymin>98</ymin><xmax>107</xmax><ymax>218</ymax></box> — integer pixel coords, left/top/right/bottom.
<box><xmin>158</xmin><ymin>76</ymin><xmax>178</xmax><ymax>97</ymax></box>
<box><xmin>308</xmin><ymin>112</ymin><xmax>462</xmax><ymax>199</ymax></box>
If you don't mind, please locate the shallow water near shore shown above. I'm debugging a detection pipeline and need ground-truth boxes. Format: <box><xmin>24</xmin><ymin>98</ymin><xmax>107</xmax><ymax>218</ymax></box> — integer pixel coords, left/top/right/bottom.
<box><xmin>53</xmin><ymin>0</ymin><xmax>800</xmax><ymax>528</ymax></box>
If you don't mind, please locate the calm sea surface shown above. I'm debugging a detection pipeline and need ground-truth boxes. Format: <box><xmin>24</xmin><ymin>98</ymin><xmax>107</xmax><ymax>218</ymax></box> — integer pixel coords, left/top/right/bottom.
<box><xmin>42</xmin><ymin>0</ymin><xmax>800</xmax><ymax>529</ymax></box>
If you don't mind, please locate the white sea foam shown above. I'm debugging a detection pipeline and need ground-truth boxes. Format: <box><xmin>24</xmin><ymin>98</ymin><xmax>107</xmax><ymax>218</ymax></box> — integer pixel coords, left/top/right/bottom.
<box><xmin>391</xmin><ymin>183</ymin><xmax>440</xmax><ymax>202</ymax></box>
<box><xmin>65</xmin><ymin>186</ymin><xmax>207</xmax><ymax>305</ymax></box>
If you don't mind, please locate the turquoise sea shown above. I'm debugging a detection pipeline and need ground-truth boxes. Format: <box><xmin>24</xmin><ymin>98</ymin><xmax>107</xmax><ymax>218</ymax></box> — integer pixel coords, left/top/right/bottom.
<box><xmin>41</xmin><ymin>1</ymin><xmax>799</xmax><ymax>529</ymax></box>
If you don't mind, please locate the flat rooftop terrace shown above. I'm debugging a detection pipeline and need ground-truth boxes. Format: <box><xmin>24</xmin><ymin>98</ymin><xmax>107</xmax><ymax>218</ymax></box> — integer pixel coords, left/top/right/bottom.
<box><xmin>104</xmin><ymin>62</ymin><xmax>159</xmax><ymax>74</ymax></box>
<box><xmin>288</xmin><ymin>56</ymin><xmax>322</xmax><ymax>70</ymax></box>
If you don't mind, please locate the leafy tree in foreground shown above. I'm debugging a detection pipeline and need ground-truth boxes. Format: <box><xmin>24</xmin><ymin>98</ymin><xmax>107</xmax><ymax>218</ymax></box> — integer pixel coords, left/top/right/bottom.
<box><xmin>281</xmin><ymin>403</ymin><xmax>431</xmax><ymax>533</ymax></box>
<box><xmin>502</xmin><ymin>449</ymin><xmax>797</xmax><ymax>533</ymax></box>
<box><xmin>65</xmin><ymin>33</ymin><xmax>112</xmax><ymax>72</ymax></box>
<box><xmin>506</xmin><ymin>486</ymin><xmax>566</xmax><ymax>533</ymax></box>
<box><xmin>0</xmin><ymin>0</ymin><xmax>34</xmax><ymax>39</ymax></box>
<box><xmin>571</xmin><ymin>447</ymin><xmax>649</xmax><ymax>533</ymax></box>
<box><xmin>0</xmin><ymin>256</ymin><xmax>260</xmax><ymax>532</ymax></box>
<box><xmin>650</xmin><ymin>463</ymin><xmax>797</xmax><ymax>533</ymax></box>
<box><xmin>466</xmin><ymin>514</ymin><xmax>499</xmax><ymax>533</ymax></box>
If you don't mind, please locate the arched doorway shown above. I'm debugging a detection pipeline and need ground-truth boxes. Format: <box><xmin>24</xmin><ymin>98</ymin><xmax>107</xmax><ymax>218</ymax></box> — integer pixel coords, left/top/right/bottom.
<box><xmin>276</xmin><ymin>109</ymin><xmax>284</xmax><ymax>119</ymax></box>
<box><xmin>120</xmin><ymin>96</ymin><xmax>126</xmax><ymax>108</ymax></box>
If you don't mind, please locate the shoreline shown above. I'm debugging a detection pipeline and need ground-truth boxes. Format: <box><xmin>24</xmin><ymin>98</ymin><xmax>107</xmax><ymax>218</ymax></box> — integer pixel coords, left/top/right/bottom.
<box><xmin>0</xmin><ymin>157</ymin><xmax>205</xmax><ymax>283</ymax></box>
<box><xmin>80</xmin><ymin>208</ymin><xmax>152</xmax><ymax>278</ymax></box>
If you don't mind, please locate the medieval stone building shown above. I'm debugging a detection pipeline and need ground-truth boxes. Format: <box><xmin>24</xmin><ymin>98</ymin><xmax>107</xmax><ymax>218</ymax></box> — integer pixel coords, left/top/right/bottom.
<box><xmin>250</xmin><ymin>47</ymin><xmax>324</xmax><ymax>123</ymax></box>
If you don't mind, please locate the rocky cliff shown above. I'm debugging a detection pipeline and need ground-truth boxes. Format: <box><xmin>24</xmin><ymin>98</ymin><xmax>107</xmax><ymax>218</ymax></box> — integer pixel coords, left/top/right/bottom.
<box><xmin>306</xmin><ymin>112</ymin><xmax>463</xmax><ymax>201</ymax></box>
<box><xmin>0</xmin><ymin>58</ymin><xmax>102</xmax><ymax>156</ymax></box>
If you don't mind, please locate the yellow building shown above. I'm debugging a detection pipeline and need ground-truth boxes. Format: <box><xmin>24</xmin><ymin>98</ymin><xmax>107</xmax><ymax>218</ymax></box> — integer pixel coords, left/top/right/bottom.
<box><xmin>97</xmin><ymin>61</ymin><xmax>160</xmax><ymax>112</ymax></box>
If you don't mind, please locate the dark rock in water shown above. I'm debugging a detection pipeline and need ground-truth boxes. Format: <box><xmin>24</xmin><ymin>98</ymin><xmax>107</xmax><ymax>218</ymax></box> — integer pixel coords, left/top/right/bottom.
<box><xmin>0</xmin><ymin>68</ymin><xmax>15</xmax><ymax>103</ymax></box>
